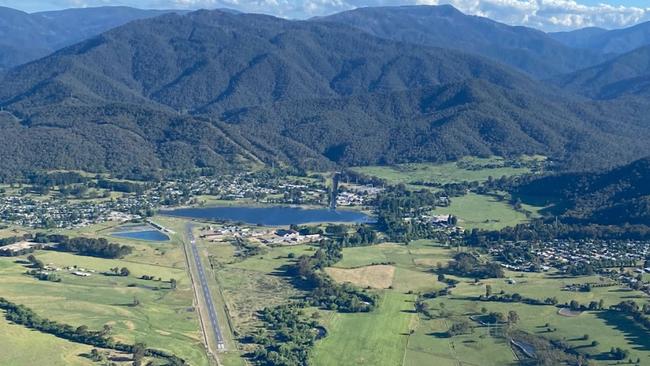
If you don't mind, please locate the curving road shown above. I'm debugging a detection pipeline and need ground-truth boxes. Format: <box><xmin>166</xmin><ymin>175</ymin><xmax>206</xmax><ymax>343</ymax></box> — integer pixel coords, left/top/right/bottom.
<box><xmin>186</xmin><ymin>223</ymin><xmax>225</xmax><ymax>352</ymax></box>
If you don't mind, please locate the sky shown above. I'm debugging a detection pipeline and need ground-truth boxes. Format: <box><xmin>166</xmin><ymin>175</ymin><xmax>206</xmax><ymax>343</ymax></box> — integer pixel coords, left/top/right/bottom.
<box><xmin>2</xmin><ymin>0</ymin><xmax>650</xmax><ymax>31</ymax></box>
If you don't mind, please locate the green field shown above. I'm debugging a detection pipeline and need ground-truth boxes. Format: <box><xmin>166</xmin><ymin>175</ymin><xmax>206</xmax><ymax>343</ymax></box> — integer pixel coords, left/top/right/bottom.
<box><xmin>0</xmin><ymin>316</ymin><xmax>93</xmax><ymax>366</ymax></box>
<box><xmin>318</xmin><ymin>242</ymin><xmax>650</xmax><ymax>366</ymax></box>
<box><xmin>351</xmin><ymin>156</ymin><xmax>538</xmax><ymax>186</ymax></box>
<box><xmin>0</xmin><ymin>221</ymin><xmax>211</xmax><ymax>366</ymax></box>
<box><xmin>312</xmin><ymin>291</ymin><xmax>416</xmax><ymax>366</ymax></box>
<box><xmin>437</xmin><ymin>193</ymin><xmax>531</xmax><ymax>230</ymax></box>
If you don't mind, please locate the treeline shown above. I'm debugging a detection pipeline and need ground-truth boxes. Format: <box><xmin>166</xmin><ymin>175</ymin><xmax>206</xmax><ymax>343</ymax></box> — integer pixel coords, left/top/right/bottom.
<box><xmin>465</xmin><ymin>220</ymin><xmax>650</xmax><ymax>245</ymax></box>
<box><xmin>97</xmin><ymin>179</ymin><xmax>146</xmax><ymax>194</ymax></box>
<box><xmin>0</xmin><ymin>298</ymin><xmax>186</xmax><ymax>365</ymax></box>
<box><xmin>478</xmin><ymin>292</ymin><xmax>558</xmax><ymax>306</ymax></box>
<box><xmin>15</xmin><ymin>171</ymin><xmax>147</xmax><ymax>194</ymax></box>
<box><xmin>33</xmin><ymin>234</ymin><xmax>133</xmax><ymax>259</ymax></box>
<box><xmin>614</xmin><ymin>300</ymin><xmax>650</xmax><ymax>331</ymax></box>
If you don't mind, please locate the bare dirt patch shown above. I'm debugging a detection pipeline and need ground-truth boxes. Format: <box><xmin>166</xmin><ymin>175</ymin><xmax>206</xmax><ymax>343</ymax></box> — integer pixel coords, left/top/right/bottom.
<box><xmin>325</xmin><ymin>265</ymin><xmax>395</xmax><ymax>289</ymax></box>
<box><xmin>558</xmin><ymin>308</ymin><xmax>581</xmax><ymax>317</ymax></box>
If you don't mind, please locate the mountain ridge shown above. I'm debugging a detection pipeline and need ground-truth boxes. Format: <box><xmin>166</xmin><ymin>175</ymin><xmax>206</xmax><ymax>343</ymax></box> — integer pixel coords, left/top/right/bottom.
<box><xmin>1</xmin><ymin>9</ymin><xmax>650</xmax><ymax>178</ymax></box>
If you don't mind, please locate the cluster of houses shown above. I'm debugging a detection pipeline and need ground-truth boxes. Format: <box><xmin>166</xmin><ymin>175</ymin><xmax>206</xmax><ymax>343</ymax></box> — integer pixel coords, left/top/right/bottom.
<box><xmin>489</xmin><ymin>239</ymin><xmax>650</xmax><ymax>273</ymax></box>
<box><xmin>199</xmin><ymin>225</ymin><xmax>322</xmax><ymax>246</ymax></box>
<box><xmin>336</xmin><ymin>185</ymin><xmax>384</xmax><ymax>206</ymax></box>
<box><xmin>0</xmin><ymin>194</ymin><xmax>151</xmax><ymax>229</ymax></box>
<box><xmin>0</xmin><ymin>241</ymin><xmax>57</xmax><ymax>256</ymax></box>
<box><xmin>0</xmin><ymin>172</ymin><xmax>335</xmax><ymax>229</ymax></box>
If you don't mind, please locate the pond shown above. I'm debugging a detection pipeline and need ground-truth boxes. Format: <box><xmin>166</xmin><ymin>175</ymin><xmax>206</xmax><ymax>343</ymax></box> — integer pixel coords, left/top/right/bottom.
<box><xmin>111</xmin><ymin>224</ymin><xmax>170</xmax><ymax>242</ymax></box>
<box><xmin>160</xmin><ymin>205</ymin><xmax>373</xmax><ymax>226</ymax></box>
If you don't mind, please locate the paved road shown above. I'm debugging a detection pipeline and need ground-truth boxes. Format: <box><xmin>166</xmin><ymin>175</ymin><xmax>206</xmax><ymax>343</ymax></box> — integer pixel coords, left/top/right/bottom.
<box><xmin>186</xmin><ymin>224</ymin><xmax>225</xmax><ymax>351</ymax></box>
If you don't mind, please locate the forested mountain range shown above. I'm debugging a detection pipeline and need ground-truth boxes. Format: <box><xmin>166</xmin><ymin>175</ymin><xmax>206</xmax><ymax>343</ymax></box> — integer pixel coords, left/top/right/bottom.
<box><xmin>551</xmin><ymin>46</ymin><xmax>650</xmax><ymax>99</ymax></box>
<box><xmin>517</xmin><ymin>157</ymin><xmax>650</xmax><ymax>225</ymax></box>
<box><xmin>550</xmin><ymin>21</ymin><xmax>650</xmax><ymax>54</ymax></box>
<box><xmin>317</xmin><ymin>5</ymin><xmax>607</xmax><ymax>79</ymax></box>
<box><xmin>1</xmin><ymin>7</ymin><xmax>650</xmax><ymax>179</ymax></box>
<box><xmin>0</xmin><ymin>6</ymin><xmax>181</xmax><ymax>71</ymax></box>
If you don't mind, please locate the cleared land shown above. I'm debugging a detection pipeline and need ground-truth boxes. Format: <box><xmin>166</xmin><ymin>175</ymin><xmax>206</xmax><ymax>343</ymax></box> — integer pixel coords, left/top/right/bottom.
<box><xmin>320</xmin><ymin>242</ymin><xmax>650</xmax><ymax>366</ymax></box>
<box><xmin>351</xmin><ymin>156</ymin><xmax>537</xmax><ymax>186</ymax></box>
<box><xmin>0</xmin><ymin>220</ymin><xmax>211</xmax><ymax>366</ymax></box>
<box><xmin>0</xmin><ymin>316</ymin><xmax>93</xmax><ymax>366</ymax></box>
<box><xmin>311</xmin><ymin>291</ymin><xmax>417</xmax><ymax>366</ymax></box>
<box><xmin>325</xmin><ymin>265</ymin><xmax>395</xmax><ymax>289</ymax></box>
<box><xmin>436</xmin><ymin>193</ymin><xmax>530</xmax><ymax>230</ymax></box>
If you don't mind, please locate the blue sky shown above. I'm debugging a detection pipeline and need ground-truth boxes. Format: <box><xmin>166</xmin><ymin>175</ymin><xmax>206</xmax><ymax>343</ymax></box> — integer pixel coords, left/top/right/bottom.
<box><xmin>1</xmin><ymin>0</ymin><xmax>649</xmax><ymax>31</ymax></box>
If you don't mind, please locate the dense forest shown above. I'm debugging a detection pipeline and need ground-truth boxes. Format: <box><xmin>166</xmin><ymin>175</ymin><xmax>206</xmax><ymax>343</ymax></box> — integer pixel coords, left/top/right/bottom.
<box><xmin>516</xmin><ymin>157</ymin><xmax>650</xmax><ymax>226</ymax></box>
<box><xmin>1</xmin><ymin>10</ymin><xmax>650</xmax><ymax>177</ymax></box>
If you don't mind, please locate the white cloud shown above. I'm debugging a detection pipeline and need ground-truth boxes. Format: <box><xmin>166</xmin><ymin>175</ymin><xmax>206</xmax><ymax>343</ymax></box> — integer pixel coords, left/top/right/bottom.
<box><xmin>414</xmin><ymin>0</ymin><xmax>650</xmax><ymax>30</ymax></box>
<box><xmin>6</xmin><ymin>0</ymin><xmax>650</xmax><ymax>30</ymax></box>
<box><xmin>158</xmin><ymin>0</ymin><xmax>650</xmax><ymax>30</ymax></box>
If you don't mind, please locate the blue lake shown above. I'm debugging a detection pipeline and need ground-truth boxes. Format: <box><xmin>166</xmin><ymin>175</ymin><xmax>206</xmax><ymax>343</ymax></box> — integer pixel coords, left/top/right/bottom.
<box><xmin>160</xmin><ymin>206</ymin><xmax>373</xmax><ymax>226</ymax></box>
<box><xmin>112</xmin><ymin>230</ymin><xmax>170</xmax><ymax>242</ymax></box>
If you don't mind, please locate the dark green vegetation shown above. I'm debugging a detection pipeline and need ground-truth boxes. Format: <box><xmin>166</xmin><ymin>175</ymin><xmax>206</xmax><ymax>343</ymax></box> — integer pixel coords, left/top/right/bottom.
<box><xmin>552</xmin><ymin>46</ymin><xmax>650</xmax><ymax>99</ymax></box>
<box><xmin>318</xmin><ymin>5</ymin><xmax>605</xmax><ymax>78</ymax></box>
<box><xmin>516</xmin><ymin>157</ymin><xmax>650</xmax><ymax>226</ymax></box>
<box><xmin>2</xmin><ymin>9</ymin><xmax>650</xmax><ymax>178</ymax></box>
<box><xmin>248</xmin><ymin>305</ymin><xmax>320</xmax><ymax>366</ymax></box>
<box><xmin>0</xmin><ymin>6</ymin><xmax>180</xmax><ymax>71</ymax></box>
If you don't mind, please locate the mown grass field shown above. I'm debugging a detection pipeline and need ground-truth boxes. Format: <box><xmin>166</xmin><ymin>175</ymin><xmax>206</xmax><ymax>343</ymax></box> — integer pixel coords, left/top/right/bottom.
<box><xmin>437</xmin><ymin>193</ymin><xmax>531</xmax><ymax>230</ymax></box>
<box><xmin>311</xmin><ymin>291</ymin><xmax>417</xmax><ymax>366</ymax></box>
<box><xmin>0</xmin><ymin>220</ymin><xmax>211</xmax><ymax>366</ymax></box>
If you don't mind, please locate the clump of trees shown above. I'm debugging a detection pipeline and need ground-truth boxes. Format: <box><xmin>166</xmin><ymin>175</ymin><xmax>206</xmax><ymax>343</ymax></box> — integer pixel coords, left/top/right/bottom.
<box><xmin>446</xmin><ymin>320</ymin><xmax>472</xmax><ymax>337</ymax></box>
<box><xmin>374</xmin><ymin>186</ymin><xmax>449</xmax><ymax>242</ymax></box>
<box><xmin>249</xmin><ymin>305</ymin><xmax>320</xmax><ymax>366</ymax></box>
<box><xmin>36</xmin><ymin>235</ymin><xmax>133</xmax><ymax>259</ymax></box>
<box><xmin>446</xmin><ymin>252</ymin><xmax>504</xmax><ymax>279</ymax></box>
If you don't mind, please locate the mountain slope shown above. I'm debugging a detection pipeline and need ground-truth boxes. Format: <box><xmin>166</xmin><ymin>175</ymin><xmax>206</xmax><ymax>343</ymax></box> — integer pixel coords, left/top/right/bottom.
<box><xmin>221</xmin><ymin>79</ymin><xmax>650</xmax><ymax>170</ymax></box>
<box><xmin>316</xmin><ymin>5</ymin><xmax>606</xmax><ymax>78</ymax></box>
<box><xmin>552</xmin><ymin>46</ymin><xmax>650</xmax><ymax>99</ymax></box>
<box><xmin>0</xmin><ymin>6</ymin><xmax>178</xmax><ymax>71</ymax></box>
<box><xmin>550</xmin><ymin>21</ymin><xmax>650</xmax><ymax>54</ymax></box>
<box><xmin>518</xmin><ymin>158</ymin><xmax>650</xmax><ymax>225</ymax></box>
<box><xmin>1</xmin><ymin>9</ymin><xmax>650</xmax><ymax>177</ymax></box>
<box><xmin>549</xmin><ymin>27</ymin><xmax>608</xmax><ymax>49</ymax></box>
<box><xmin>0</xmin><ymin>10</ymin><xmax>529</xmax><ymax>114</ymax></box>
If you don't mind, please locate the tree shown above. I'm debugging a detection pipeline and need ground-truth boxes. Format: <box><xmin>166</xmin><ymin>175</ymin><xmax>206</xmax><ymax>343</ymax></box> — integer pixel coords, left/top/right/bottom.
<box><xmin>120</xmin><ymin>267</ymin><xmax>130</xmax><ymax>277</ymax></box>
<box><xmin>89</xmin><ymin>348</ymin><xmax>103</xmax><ymax>362</ymax></box>
<box><xmin>507</xmin><ymin>310</ymin><xmax>519</xmax><ymax>326</ymax></box>
<box><xmin>485</xmin><ymin>284</ymin><xmax>492</xmax><ymax>297</ymax></box>
<box><xmin>26</xmin><ymin>255</ymin><xmax>44</xmax><ymax>269</ymax></box>
<box><xmin>101</xmin><ymin>323</ymin><xmax>112</xmax><ymax>336</ymax></box>
<box><xmin>415</xmin><ymin>300</ymin><xmax>429</xmax><ymax>317</ymax></box>
<box><xmin>132</xmin><ymin>342</ymin><xmax>147</xmax><ymax>366</ymax></box>
<box><xmin>170</xmin><ymin>278</ymin><xmax>177</xmax><ymax>289</ymax></box>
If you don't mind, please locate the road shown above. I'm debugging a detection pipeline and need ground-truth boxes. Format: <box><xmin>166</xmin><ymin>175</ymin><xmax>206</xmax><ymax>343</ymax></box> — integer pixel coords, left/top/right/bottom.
<box><xmin>185</xmin><ymin>223</ymin><xmax>225</xmax><ymax>353</ymax></box>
